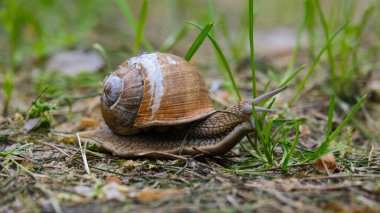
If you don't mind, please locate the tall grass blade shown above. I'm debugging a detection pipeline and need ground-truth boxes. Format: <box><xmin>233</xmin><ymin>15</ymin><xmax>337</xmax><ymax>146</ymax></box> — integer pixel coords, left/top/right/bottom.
<box><xmin>289</xmin><ymin>21</ymin><xmax>348</xmax><ymax>106</ymax></box>
<box><xmin>93</xmin><ymin>43</ymin><xmax>112</xmax><ymax>73</ymax></box>
<box><xmin>352</xmin><ymin>5</ymin><xmax>374</xmax><ymax>72</ymax></box>
<box><xmin>248</xmin><ymin>0</ymin><xmax>256</xmax><ymax>98</ymax></box>
<box><xmin>284</xmin><ymin>10</ymin><xmax>306</xmax><ymax>78</ymax></box>
<box><xmin>304</xmin><ymin>0</ymin><xmax>316</xmax><ymax>58</ymax></box>
<box><xmin>281</xmin><ymin>121</ymin><xmax>300</xmax><ymax>171</ymax></box>
<box><xmin>314</xmin><ymin>95</ymin><xmax>367</xmax><ymax>157</ymax></box>
<box><xmin>186</xmin><ymin>21</ymin><xmax>242</xmax><ymax>100</ymax></box>
<box><xmin>326</xmin><ymin>95</ymin><xmax>335</xmax><ymax>136</ymax></box>
<box><xmin>316</xmin><ymin>0</ymin><xmax>336</xmax><ymax>92</ymax></box>
<box><xmin>160</xmin><ymin>26</ymin><xmax>189</xmax><ymax>52</ymax></box>
<box><xmin>114</xmin><ymin>0</ymin><xmax>137</xmax><ymax>28</ymax></box>
<box><xmin>184</xmin><ymin>21</ymin><xmax>214</xmax><ymax>61</ymax></box>
<box><xmin>115</xmin><ymin>0</ymin><xmax>153</xmax><ymax>52</ymax></box>
<box><xmin>280</xmin><ymin>65</ymin><xmax>306</xmax><ymax>88</ymax></box>
<box><xmin>3</xmin><ymin>72</ymin><xmax>14</xmax><ymax>116</ymax></box>
<box><xmin>132</xmin><ymin>0</ymin><xmax>149</xmax><ymax>55</ymax></box>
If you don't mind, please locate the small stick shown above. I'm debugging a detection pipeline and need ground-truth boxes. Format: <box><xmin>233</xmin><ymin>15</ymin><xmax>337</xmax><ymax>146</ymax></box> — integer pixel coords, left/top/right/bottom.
<box><xmin>76</xmin><ymin>133</ymin><xmax>90</xmax><ymax>174</ymax></box>
<box><xmin>368</xmin><ymin>143</ymin><xmax>374</xmax><ymax>167</ymax></box>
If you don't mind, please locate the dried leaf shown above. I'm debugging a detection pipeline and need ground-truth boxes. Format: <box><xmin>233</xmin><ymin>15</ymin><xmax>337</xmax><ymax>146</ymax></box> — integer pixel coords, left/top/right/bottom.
<box><xmin>101</xmin><ymin>182</ymin><xmax>128</xmax><ymax>201</ymax></box>
<box><xmin>123</xmin><ymin>160</ymin><xmax>142</xmax><ymax>169</ymax></box>
<box><xmin>80</xmin><ymin>117</ymin><xmax>100</xmax><ymax>128</ymax></box>
<box><xmin>314</xmin><ymin>153</ymin><xmax>337</xmax><ymax>173</ymax></box>
<box><xmin>105</xmin><ymin>175</ymin><xmax>122</xmax><ymax>185</ymax></box>
<box><xmin>21</xmin><ymin>160</ymin><xmax>37</xmax><ymax>170</ymax></box>
<box><xmin>74</xmin><ymin>185</ymin><xmax>93</xmax><ymax>197</ymax></box>
<box><xmin>24</xmin><ymin>117</ymin><xmax>42</xmax><ymax>133</ymax></box>
<box><xmin>136</xmin><ymin>187</ymin><xmax>183</xmax><ymax>202</ymax></box>
<box><xmin>299</xmin><ymin>124</ymin><xmax>311</xmax><ymax>136</ymax></box>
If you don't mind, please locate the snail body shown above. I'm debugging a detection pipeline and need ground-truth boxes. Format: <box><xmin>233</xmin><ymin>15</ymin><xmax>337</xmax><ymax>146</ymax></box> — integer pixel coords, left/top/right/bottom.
<box><xmin>84</xmin><ymin>53</ymin><xmax>286</xmax><ymax>158</ymax></box>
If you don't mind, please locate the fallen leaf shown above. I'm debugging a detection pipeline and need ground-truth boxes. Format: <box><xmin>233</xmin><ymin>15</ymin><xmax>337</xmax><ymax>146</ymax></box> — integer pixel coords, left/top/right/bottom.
<box><xmin>105</xmin><ymin>175</ymin><xmax>122</xmax><ymax>185</ymax></box>
<box><xmin>123</xmin><ymin>160</ymin><xmax>142</xmax><ymax>169</ymax></box>
<box><xmin>299</xmin><ymin>124</ymin><xmax>311</xmax><ymax>136</ymax></box>
<box><xmin>136</xmin><ymin>187</ymin><xmax>183</xmax><ymax>202</ymax></box>
<box><xmin>80</xmin><ymin>117</ymin><xmax>100</xmax><ymax>128</ymax></box>
<box><xmin>13</xmin><ymin>113</ymin><xmax>24</xmax><ymax>122</ymax></box>
<box><xmin>148</xmin><ymin>164</ymin><xmax>157</xmax><ymax>170</ymax></box>
<box><xmin>314</xmin><ymin>153</ymin><xmax>337</xmax><ymax>173</ymax></box>
<box><xmin>74</xmin><ymin>185</ymin><xmax>93</xmax><ymax>197</ymax></box>
<box><xmin>21</xmin><ymin>160</ymin><xmax>37</xmax><ymax>170</ymax></box>
<box><xmin>24</xmin><ymin>117</ymin><xmax>42</xmax><ymax>133</ymax></box>
<box><xmin>101</xmin><ymin>182</ymin><xmax>128</xmax><ymax>201</ymax></box>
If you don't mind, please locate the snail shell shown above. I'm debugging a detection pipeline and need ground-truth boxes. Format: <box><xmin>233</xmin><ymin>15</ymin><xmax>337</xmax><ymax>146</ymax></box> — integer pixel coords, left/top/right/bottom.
<box><xmin>101</xmin><ymin>53</ymin><xmax>215</xmax><ymax>135</ymax></box>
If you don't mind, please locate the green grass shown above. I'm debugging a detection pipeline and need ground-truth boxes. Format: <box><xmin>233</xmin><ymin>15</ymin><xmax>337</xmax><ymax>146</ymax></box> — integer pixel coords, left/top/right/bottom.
<box><xmin>160</xmin><ymin>26</ymin><xmax>189</xmax><ymax>53</ymax></box>
<box><xmin>132</xmin><ymin>0</ymin><xmax>149</xmax><ymax>55</ymax></box>
<box><xmin>316</xmin><ymin>0</ymin><xmax>337</xmax><ymax>92</ymax></box>
<box><xmin>2</xmin><ymin>72</ymin><xmax>14</xmax><ymax>116</ymax></box>
<box><xmin>93</xmin><ymin>43</ymin><xmax>112</xmax><ymax>73</ymax></box>
<box><xmin>114</xmin><ymin>0</ymin><xmax>153</xmax><ymax>52</ymax></box>
<box><xmin>289</xmin><ymin>21</ymin><xmax>348</xmax><ymax>106</ymax></box>
<box><xmin>0</xmin><ymin>0</ymin><xmax>377</xmax><ymax>173</ymax></box>
<box><xmin>312</xmin><ymin>95</ymin><xmax>367</xmax><ymax>159</ymax></box>
<box><xmin>186</xmin><ymin>21</ymin><xmax>242</xmax><ymax>100</ymax></box>
<box><xmin>1</xmin><ymin>2</ymin><xmax>379</xmax><ymax>211</ymax></box>
<box><xmin>184</xmin><ymin>21</ymin><xmax>215</xmax><ymax>61</ymax></box>
<box><xmin>249</xmin><ymin>0</ymin><xmax>256</xmax><ymax>98</ymax></box>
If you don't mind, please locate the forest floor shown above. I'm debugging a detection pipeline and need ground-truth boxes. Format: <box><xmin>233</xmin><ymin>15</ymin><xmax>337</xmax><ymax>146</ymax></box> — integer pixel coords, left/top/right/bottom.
<box><xmin>1</xmin><ymin>48</ymin><xmax>379</xmax><ymax>212</ymax></box>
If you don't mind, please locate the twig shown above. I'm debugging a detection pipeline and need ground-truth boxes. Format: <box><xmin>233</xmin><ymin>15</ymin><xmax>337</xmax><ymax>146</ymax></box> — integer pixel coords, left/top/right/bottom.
<box><xmin>368</xmin><ymin>143</ymin><xmax>374</xmax><ymax>167</ymax></box>
<box><xmin>301</xmin><ymin>174</ymin><xmax>380</xmax><ymax>180</ymax></box>
<box><xmin>33</xmin><ymin>141</ymin><xmax>71</xmax><ymax>157</ymax></box>
<box><xmin>76</xmin><ymin>133</ymin><xmax>90</xmax><ymax>174</ymax></box>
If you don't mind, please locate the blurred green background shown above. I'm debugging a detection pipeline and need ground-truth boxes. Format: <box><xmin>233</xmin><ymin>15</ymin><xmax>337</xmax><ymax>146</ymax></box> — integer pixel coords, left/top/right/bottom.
<box><xmin>0</xmin><ymin>0</ymin><xmax>376</xmax><ymax>68</ymax></box>
<box><xmin>0</xmin><ymin>0</ymin><xmax>379</xmax><ymax>114</ymax></box>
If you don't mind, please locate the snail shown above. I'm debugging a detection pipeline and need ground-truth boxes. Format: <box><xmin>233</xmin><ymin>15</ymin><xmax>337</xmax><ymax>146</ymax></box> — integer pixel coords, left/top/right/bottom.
<box><xmin>82</xmin><ymin>53</ymin><xmax>286</xmax><ymax>158</ymax></box>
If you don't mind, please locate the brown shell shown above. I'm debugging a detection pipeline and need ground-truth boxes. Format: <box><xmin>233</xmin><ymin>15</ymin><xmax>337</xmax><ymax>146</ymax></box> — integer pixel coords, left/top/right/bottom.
<box><xmin>101</xmin><ymin>53</ymin><xmax>215</xmax><ymax>135</ymax></box>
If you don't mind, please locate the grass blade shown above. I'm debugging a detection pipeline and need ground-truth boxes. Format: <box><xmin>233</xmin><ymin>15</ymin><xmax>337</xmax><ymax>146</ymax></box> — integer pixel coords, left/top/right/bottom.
<box><xmin>93</xmin><ymin>43</ymin><xmax>112</xmax><ymax>73</ymax></box>
<box><xmin>114</xmin><ymin>0</ymin><xmax>137</xmax><ymax>29</ymax></box>
<box><xmin>160</xmin><ymin>26</ymin><xmax>189</xmax><ymax>52</ymax></box>
<box><xmin>316</xmin><ymin>0</ymin><xmax>336</xmax><ymax>92</ymax></box>
<box><xmin>280</xmin><ymin>65</ymin><xmax>306</xmax><ymax>88</ymax></box>
<box><xmin>184</xmin><ymin>21</ymin><xmax>214</xmax><ymax>61</ymax></box>
<box><xmin>3</xmin><ymin>72</ymin><xmax>14</xmax><ymax>116</ymax></box>
<box><xmin>304</xmin><ymin>0</ymin><xmax>316</xmax><ymax>58</ymax></box>
<box><xmin>186</xmin><ymin>21</ymin><xmax>242</xmax><ymax>100</ymax></box>
<box><xmin>248</xmin><ymin>0</ymin><xmax>256</xmax><ymax>98</ymax></box>
<box><xmin>132</xmin><ymin>0</ymin><xmax>149</xmax><ymax>55</ymax></box>
<box><xmin>326</xmin><ymin>95</ymin><xmax>335</xmax><ymax>136</ymax></box>
<box><xmin>284</xmin><ymin>8</ymin><xmax>306</xmax><ymax>78</ymax></box>
<box><xmin>115</xmin><ymin>0</ymin><xmax>153</xmax><ymax>52</ymax></box>
<box><xmin>314</xmin><ymin>95</ymin><xmax>367</xmax><ymax>157</ymax></box>
<box><xmin>289</xmin><ymin>21</ymin><xmax>348</xmax><ymax>106</ymax></box>
<box><xmin>281</xmin><ymin>122</ymin><xmax>300</xmax><ymax>172</ymax></box>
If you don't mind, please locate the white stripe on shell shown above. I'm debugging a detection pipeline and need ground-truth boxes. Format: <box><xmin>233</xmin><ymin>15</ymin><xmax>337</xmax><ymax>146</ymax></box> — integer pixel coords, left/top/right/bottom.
<box><xmin>129</xmin><ymin>53</ymin><xmax>163</xmax><ymax>116</ymax></box>
<box><xmin>166</xmin><ymin>56</ymin><xmax>178</xmax><ymax>65</ymax></box>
